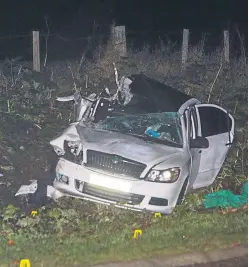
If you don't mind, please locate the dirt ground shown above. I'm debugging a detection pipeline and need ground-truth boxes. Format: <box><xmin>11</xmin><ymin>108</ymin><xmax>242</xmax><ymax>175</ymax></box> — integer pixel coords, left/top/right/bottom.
<box><xmin>0</xmin><ymin>109</ymin><xmax>66</xmax><ymax>210</ymax></box>
<box><xmin>184</xmin><ymin>256</ymin><xmax>248</xmax><ymax>267</ymax></box>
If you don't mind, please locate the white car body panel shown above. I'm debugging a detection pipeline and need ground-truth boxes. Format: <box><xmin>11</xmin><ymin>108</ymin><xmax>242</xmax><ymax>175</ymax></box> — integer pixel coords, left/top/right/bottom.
<box><xmin>54</xmin><ymin>157</ymin><xmax>187</xmax><ymax>214</ymax></box>
<box><xmin>49</xmin><ymin>75</ymin><xmax>235</xmax><ymax>214</ymax></box>
<box><xmin>192</xmin><ymin>104</ymin><xmax>235</xmax><ymax>189</ymax></box>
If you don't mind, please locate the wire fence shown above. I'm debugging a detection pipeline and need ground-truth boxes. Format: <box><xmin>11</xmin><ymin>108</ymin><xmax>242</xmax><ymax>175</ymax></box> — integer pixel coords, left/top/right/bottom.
<box><xmin>0</xmin><ymin>33</ymin><xmax>107</xmax><ymax>61</ymax></box>
<box><xmin>0</xmin><ymin>27</ymin><xmax>247</xmax><ymax>62</ymax></box>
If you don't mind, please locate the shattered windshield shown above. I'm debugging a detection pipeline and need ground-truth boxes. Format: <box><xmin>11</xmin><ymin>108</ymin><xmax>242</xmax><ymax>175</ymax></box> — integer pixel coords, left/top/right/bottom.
<box><xmin>96</xmin><ymin>112</ymin><xmax>183</xmax><ymax>147</ymax></box>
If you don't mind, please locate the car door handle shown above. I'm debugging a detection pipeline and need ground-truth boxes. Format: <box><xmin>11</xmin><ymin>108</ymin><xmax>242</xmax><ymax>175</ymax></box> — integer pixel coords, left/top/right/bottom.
<box><xmin>199</xmin><ymin>150</ymin><xmax>202</xmax><ymax>153</ymax></box>
<box><xmin>225</xmin><ymin>142</ymin><xmax>233</xmax><ymax>146</ymax></box>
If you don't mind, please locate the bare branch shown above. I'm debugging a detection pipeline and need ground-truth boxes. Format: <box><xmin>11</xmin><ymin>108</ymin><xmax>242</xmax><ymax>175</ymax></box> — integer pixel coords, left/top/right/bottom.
<box><xmin>43</xmin><ymin>17</ymin><xmax>50</xmax><ymax>68</ymax></box>
<box><xmin>207</xmin><ymin>55</ymin><xmax>223</xmax><ymax>103</ymax></box>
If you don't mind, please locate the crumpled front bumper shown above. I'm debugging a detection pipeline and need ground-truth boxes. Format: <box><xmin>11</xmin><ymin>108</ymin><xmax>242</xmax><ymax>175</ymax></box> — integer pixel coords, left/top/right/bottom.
<box><xmin>54</xmin><ymin>158</ymin><xmax>184</xmax><ymax>214</ymax></box>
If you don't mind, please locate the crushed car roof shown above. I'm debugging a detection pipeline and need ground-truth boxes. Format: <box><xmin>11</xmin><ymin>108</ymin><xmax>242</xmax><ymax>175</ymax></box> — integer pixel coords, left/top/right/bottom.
<box><xmin>120</xmin><ymin>74</ymin><xmax>193</xmax><ymax>114</ymax></box>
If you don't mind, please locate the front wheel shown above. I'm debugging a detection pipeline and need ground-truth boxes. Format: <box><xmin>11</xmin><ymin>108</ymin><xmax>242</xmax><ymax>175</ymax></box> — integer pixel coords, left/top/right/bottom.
<box><xmin>176</xmin><ymin>178</ymin><xmax>189</xmax><ymax>205</ymax></box>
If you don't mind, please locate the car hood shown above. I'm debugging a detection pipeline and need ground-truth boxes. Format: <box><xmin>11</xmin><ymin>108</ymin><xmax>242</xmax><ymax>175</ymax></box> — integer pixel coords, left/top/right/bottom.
<box><xmin>76</xmin><ymin>125</ymin><xmax>183</xmax><ymax>166</ymax></box>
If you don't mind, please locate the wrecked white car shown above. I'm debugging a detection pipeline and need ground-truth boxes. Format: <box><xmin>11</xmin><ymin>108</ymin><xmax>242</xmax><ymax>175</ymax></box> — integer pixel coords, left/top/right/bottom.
<box><xmin>50</xmin><ymin>74</ymin><xmax>235</xmax><ymax>214</ymax></box>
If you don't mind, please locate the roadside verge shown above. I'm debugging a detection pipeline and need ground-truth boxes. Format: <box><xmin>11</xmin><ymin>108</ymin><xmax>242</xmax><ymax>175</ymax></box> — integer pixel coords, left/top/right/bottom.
<box><xmin>89</xmin><ymin>244</ymin><xmax>248</xmax><ymax>267</ymax></box>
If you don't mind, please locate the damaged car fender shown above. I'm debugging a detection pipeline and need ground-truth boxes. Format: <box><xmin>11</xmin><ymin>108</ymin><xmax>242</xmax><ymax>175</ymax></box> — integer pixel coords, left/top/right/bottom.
<box><xmin>149</xmin><ymin>152</ymin><xmax>191</xmax><ymax>201</ymax></box>
<box><xmin>50</xmin><ymin>122</ymin><xmax>81</xmax><ymax>156</ymax></box>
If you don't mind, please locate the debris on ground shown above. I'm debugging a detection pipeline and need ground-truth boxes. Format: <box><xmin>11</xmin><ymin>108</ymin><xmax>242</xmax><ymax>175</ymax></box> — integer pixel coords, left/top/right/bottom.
<box><xmin>203</xmin><ymin>181</ymin><xmax>248</xmax><ymax>209</ymax></box>
<box><xmin>15</xmin><ymin>180</ymin><xmax>64</xmax><ymax>203</ymax></box>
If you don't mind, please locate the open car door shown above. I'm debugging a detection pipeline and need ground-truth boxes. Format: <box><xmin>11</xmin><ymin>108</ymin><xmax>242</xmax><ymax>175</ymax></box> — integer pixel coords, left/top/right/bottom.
<box><xmin>192</xmin><ymin>104</ymin><xmax>235</xmax><ymax>189</ymax></box>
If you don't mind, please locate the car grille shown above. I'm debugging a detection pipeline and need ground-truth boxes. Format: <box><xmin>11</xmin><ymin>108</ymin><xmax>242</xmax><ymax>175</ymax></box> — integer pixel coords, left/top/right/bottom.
<box><xmin>85</xmin><ymin>150</ymin><xmax>146</xmax><ymax>178</ymax></box>
<box><xmin>81</xmin><ymin>182</ymin><xmax>145</xmax><ymax>205</ymax></box>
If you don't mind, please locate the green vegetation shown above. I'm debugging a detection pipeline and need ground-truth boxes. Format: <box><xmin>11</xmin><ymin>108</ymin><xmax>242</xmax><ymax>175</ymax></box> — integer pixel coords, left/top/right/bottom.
<box><xmin>0</xmin><ymin>201</ymin><xmax>247</xmax><ymax>267</ymax></box>
<box><xmin>0</xmin><ymin>35</ymin><xmax>247</xmax><ymax>266</ymax></box>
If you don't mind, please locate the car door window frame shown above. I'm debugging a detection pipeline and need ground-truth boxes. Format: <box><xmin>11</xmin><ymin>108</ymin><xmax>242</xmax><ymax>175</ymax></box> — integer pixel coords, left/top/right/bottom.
<box><xmin>195</xmin><ymin>104</ymin><xmax>234</xmax><ymax>140</ymax></box>
<box><xmin>183</xmin><ymin>106</ymin><xmax>200</xmax><ymax>148</ymax></box>
<box><xmin>183</xmin><ymin>109</ymin><xmax>190</xmax><ymax>143</ymax></box>
<box><xmin>189</xmin><ymin>106</ymin><xmax>199</xmax><ymax>140</ymax></box>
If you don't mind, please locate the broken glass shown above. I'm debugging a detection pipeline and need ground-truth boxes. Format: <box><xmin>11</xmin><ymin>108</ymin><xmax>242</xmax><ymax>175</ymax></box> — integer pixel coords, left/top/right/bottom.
<box><xmin>96</xmin><ymin>112</ymin><xmax>183</xmax><ymax>147</ymax></box>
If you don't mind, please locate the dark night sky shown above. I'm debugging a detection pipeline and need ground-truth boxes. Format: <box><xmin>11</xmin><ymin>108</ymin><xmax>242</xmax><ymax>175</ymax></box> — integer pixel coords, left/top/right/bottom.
<box><xmin>0</xmin><ymin>0</ymin><xmax>247</xmax><ymax>60</ymax></box>
<box><xmin>0</xmin><ymin>0</ymin><xmax>247</xmax><ymax>35</ymax></box>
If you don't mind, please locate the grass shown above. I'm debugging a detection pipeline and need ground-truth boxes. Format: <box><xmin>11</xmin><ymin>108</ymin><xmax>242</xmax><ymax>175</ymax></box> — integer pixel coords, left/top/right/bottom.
<box><xmin>0</xmin><ymin>31</ymin><xmax>247</xmax><ymax>266</ymax></box>
<box><xmin>0</xmin><ymin>204</ymin><xmax>247</xmax><ymax>267</ymax></box>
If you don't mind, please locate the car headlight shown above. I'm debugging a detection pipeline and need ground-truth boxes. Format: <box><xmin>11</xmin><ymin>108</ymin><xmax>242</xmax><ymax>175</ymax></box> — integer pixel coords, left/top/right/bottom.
<box><xmin>67</xmin><ymin>140</ymin><xmax>82</xmax><ymax>156</ymax></box>
<box><xmin>146</xmin><ymin>167</ymin><xmax>180</xmax><ymax>183</ymax></box>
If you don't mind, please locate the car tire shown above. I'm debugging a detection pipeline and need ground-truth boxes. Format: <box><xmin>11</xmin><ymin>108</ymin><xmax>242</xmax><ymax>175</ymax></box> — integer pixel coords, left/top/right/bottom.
<box><xmin>176</xmin><ymin>178</ymin><xmax>189</xmax><ymax>205</ymax></box>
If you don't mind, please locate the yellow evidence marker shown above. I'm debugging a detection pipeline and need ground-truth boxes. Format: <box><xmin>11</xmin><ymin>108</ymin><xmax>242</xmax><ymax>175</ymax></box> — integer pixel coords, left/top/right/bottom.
<box><xmin>31</xmin><ymin>210</ymin><xmax>37</xmax><ymax>217</ymax></box>
<box><xmin>154</xmin><ymin>212</ymin><xmax>162</xmax><ymax>218</ymax></box>
<box><xmin>20</xmin><ymin>259</ymin><xmax>31</xmax><ymax>267</ymax></box>
<box><xmin>133</xmin><ymin>229</ymin><xmax>142</xmax><ymax>239</ymax></box>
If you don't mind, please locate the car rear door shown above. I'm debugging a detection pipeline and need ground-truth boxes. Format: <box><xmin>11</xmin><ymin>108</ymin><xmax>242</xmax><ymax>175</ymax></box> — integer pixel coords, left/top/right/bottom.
<box><xmin>192</xmin><ymin>104</ymin><xmax>235</xmax><ymax>189</ymax></box>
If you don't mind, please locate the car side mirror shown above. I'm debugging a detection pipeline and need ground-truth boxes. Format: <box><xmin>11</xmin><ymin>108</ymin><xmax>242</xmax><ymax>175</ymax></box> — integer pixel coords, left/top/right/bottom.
<box><xmin>190</xmin><ymin>136</ymin><xmax>209</xmax><ymax>149</ymax></box>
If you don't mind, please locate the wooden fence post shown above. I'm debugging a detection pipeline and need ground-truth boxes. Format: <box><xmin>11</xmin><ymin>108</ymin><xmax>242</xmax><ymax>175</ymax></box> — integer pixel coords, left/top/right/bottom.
<box><xmin>182</xmin><ymin>29</ymin><xmax>189</xmax><ymax>68</ymax></box>
<box><xmin>223</xmin><ymin>30</ymin><xmax>229</xmax><ymax>63</ymax></box>
<box><xmin>111</xmin><ymin>25</ymin><xmax>127</xmax><ymax>57</ymax></box>
<box><xmin>33</xmin><ymin>31</ymin><xmax>40</xmax><ymax>72</ymax></box>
